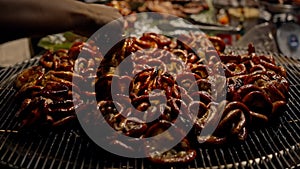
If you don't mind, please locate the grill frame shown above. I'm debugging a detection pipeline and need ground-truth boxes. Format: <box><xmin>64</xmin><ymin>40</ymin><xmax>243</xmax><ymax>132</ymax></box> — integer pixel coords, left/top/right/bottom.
<box><xmin>0</xmin><ymin>48</ymin><xmax>300</xmax><ymax>169</ymax></box>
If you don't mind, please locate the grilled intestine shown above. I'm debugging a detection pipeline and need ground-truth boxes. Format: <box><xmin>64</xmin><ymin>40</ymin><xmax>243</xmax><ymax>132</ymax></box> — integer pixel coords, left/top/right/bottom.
<box><xmin>14</xmin><ymin>42</ymin><xmax>102</xmax><ymax>129</ymax></box>
<box><xmin>95</xmin><ymin>33</ymin><xmax>288</xmax><ymax>163</ymax></box>
<box><xmin>14</xmin><ymin>33</ymin><xmax>289</xmax><ymax>164</ymax></box>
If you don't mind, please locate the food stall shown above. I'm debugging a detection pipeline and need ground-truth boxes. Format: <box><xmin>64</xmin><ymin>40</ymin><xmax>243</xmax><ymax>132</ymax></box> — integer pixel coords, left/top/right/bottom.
<box><xmin>0</xmin><ymin>0</ymin><xmax>299</xmax><ymax>169</ymax></box>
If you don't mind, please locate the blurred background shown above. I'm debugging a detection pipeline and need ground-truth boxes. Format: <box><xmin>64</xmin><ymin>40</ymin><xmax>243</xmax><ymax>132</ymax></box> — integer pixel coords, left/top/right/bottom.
<box><xmin>1</xmin><ymin>0</ymin><xmax>300</xmax><ymax>67</ymax></box>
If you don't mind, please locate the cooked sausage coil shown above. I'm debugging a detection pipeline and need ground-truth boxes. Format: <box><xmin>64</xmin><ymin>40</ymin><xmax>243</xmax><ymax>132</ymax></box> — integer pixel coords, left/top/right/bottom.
<box><xmin>15</xmin><ymin>42</ymin><xmax>101</xmax><ymax>129</ymax></box>
<box><xmin>94</xmin><ymin>33</ymin><xmax>289</xmax><ymax>163</ymax></box>
<box><xmin>15</xmin><ymin>33</ymin><xmax>289</xmax><ymax>164</ymax></box>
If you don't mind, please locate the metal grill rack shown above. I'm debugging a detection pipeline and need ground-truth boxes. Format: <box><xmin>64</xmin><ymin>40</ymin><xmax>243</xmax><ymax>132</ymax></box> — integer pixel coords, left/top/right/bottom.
<box><xmin>0</xmin><ymin>48</ymin><xmax>300</xmax><ymax>169</ymax></box>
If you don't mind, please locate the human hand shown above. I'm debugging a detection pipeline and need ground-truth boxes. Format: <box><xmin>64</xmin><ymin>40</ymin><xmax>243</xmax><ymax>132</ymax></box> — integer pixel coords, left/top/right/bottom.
<box><xmin>0</xmin><ymin>0</ymin><xmax>124</xmax><ymax>43</ymax></box>
<box><xmin>73</xmin><ymin>3</ymin><xmax>124</xmax><ymax>38</ymax></box>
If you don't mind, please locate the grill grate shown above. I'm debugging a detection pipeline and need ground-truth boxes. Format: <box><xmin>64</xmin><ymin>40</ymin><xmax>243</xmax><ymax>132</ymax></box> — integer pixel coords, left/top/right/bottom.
<box><xmin>0</xmin><ymin>49</ymin><xmax>300</xmax><ymax>169</ymax></box>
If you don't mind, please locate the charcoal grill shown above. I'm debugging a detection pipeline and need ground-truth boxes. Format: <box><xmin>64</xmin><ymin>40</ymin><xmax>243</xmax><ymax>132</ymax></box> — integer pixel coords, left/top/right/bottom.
<box><xmin>0</xmin><ymin>48</ymin><xmax>300</xmax><ymax>169</ymax></box>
